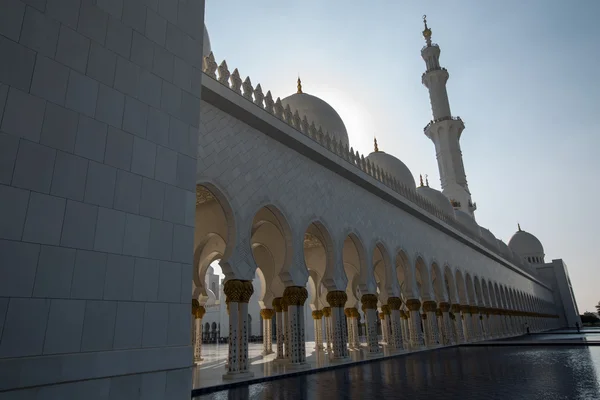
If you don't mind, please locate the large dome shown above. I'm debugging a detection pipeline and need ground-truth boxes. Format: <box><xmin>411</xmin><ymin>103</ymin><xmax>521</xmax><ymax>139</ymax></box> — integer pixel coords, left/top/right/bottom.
<box><xmin>203</xmin><ymin>24</ymin><xmax>211</xmax><ymax>57</ymax></box>
<box><xmin>417</xmin><ymin>185</ymin><xmax>454</xmax><ymax>215</ymax></box>
<box><xmin>455</xmin><ymin>210</ymin><xmax>481</xmax><ymax>238</ymax></box>
<box><xmin>508</xmin><ymin>228</ymin><xmax>545</xmax><ymax>261</ymax></box>
<box><xmin>281</xmin><ymin>92</ymin><xmax>349</xmax><ymax>147</ymax></box>
<box><xmin>480</xmin><ymin>227</ymin><xmax>499</xmax><ymax>250</ymax></box>
<box><xmin>366</xmin><ymin>151</ymin><xmax>416</xmax><ymax>189</ymax></box>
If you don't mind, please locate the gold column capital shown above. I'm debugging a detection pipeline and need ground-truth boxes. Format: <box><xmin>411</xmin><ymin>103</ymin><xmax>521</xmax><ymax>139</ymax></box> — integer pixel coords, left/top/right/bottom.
<box><xmin>312</xmin><ymin>310</ymin><xmax>323</xmax><ymax>319</ymax></box>
<box><xmin>361</xmin><ymin>294</ymin><xmax>378</xmax><ymax>310</ymax></box>
<box><xmin>272</xmin><ymin>297</ymin><xmax>283</xmax><ymax>312</ymax></box>
<box><xmin>322</xmin><ymin>307</ymin><xmax>331</xmax><ymax>317</ymax></box>
<box><xmin>381</xmin><ymin>305</ymin><xmax>391</xmax><ymax>315</ymax></box>
<box><xmin>439</xmin><ymin>302</ymin><xmax>451</xmax><ymax>312</ymax></box>
<box><xmin>405</xmin><ymin>299</ymin><xmax>421</xmax><ymax>311</ymax></box>
<box><xmin>260</xmin><ymin>308</ymin><xmax>274</xmax><ymax>319</ymax></box>
<box><xmin>326</xmin><ymin>291</ymin><xmax>348</xmax><ymax>308</ymax></box>
<box><xmin>422</xmin><ymin>300</ymin><xmax>437</xmax><ymax>312</ymax></box>
<box><xmin>387</xmin><ymin>297</ymin><xmax>402</xmax><ymax>310</ymax></box>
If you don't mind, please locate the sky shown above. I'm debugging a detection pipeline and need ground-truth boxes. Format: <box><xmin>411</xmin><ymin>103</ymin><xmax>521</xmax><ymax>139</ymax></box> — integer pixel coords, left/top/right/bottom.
<box><xmin>204</xmin><ymin>1</ymin><xmax>600</xmax><ymax>313</ymax></box>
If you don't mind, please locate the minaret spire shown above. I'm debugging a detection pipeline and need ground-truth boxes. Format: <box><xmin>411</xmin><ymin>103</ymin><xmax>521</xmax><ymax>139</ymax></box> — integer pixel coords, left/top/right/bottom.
<box><xmin>297</xmin><ymin>76</ymin><xmax>302</xmax><ymax>94</ymax></box>
<box><xmin>374</xmin><ymin>136</ymin><xmax>379</xmax><ymax>152</ymax></box>
<box><xmin>419</xmin><ymin>174</ymin><xmax>424</xmax><ymax>187</ymax></box>
<box><xmin>518</xmin><ymin>223</ymin><xmax>522</xmax><ymax>231</ymax></box>
<box><xmin>420</xmin><ymin>15</ymin><xmax>476</xmax><ymax>218</ymax></box>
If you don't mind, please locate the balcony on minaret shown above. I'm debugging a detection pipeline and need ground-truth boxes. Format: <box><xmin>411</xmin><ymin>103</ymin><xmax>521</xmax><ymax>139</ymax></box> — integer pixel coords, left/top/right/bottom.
<box><xmin>423</xmin><ymin>116</ymin><xmax>464</xmax><ymax>138</ymax></box>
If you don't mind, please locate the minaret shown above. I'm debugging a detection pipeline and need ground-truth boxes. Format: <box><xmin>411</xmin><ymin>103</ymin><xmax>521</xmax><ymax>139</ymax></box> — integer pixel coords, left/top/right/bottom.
<box><xmin>420</xmin><ymin>15</ymin><xmax>476</xmax><ymax>218</ymax></box>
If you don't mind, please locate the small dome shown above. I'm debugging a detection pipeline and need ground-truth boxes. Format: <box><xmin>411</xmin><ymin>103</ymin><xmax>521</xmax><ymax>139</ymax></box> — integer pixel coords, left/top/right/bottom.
<box><xmin>496</xmin><ymin>239</ymin><xmax>511</xmax><ymax>258</ymax></box>
<box><xmin>203</xmin><ymin>24</ymin><xmax>211</xmax><ymax>57</ymax></box>
<box><xmin>417</xmin><ymin>185</ymin><xmax>454</xmax><ymax>215</ymax></box>
<box><xmin>281</xmin><ymin>91</ymin><xmax>349</xmax><ymax>147</ymax></box>
<box><xmin>480</xmin><ymin>227</ymin><xmax>499</xmax><ymax>250</ymax></box>
<box><xmin>508</xmin><ymin>228</ymin><xmax>545</xmax><ymax>261</ymax></box>
<box><xmin>366</xmin><ymin>151</ymin><xmax>416</xmax><ymax>188</ymax></box>
<box><xmin>455</xmin><ymin>210</ymin><xmax>481</xmax><ymax>237</ymax></box>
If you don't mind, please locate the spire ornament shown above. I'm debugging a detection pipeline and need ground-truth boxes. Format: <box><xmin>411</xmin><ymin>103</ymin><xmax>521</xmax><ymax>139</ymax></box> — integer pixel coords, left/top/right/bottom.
<box><xmin>374</xmin><ymin>137</ymin><xmax>379</xmax><ymax>152</ymax></box>
<box><xmin>425</xmin><ymin>174</ymin><xmax>429</xmax><ymax>187</ymax></box>
<box><xmin>297</xmin><ymin>76</ymin><xmax>302</xmax><ymax>94</ymax></box>
<box><xmin>419</xmin><ymin>174</ymin><xmax>424</xmax><ymax>187</ymax></box>
<box><xmin>518</xmin><ymin>223</ymin><xmax>522</xmax><ymax>232</ymax></box>
<box><xmin>422</xmin><ymin>15</ymin><xmax>432</xmax><ymax>46</ymax></box>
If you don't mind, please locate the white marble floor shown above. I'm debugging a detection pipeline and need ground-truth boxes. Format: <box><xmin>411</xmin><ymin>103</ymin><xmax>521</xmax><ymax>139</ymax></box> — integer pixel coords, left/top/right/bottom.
<box><xmin>192</xmin><ymin>341</ymin><xmax>431</xmax><ymax>390</ymax></box>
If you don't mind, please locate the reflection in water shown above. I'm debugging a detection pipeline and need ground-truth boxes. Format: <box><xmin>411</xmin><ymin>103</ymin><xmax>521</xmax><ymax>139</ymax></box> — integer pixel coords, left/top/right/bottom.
<box><xmin>195</xmin><ymin>347</ymin><xmax>600</xmax><ymax>400</ymax></box>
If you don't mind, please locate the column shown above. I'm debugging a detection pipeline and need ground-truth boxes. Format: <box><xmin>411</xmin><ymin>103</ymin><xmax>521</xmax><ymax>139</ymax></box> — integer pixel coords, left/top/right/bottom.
<box><xmin>362</xmin><ymin>294</ymin><xmax>380</xmax><ymax>355</ymax></box>
<box><xmin>273</xmin><ymin>298</ymin><xmax>285</xmax><ymax>361</ymax></box>
<box><xmin>439</xmin><ymin>302</ymin><xmax>453</xmax><ymax>345</ymax></box>
<box><xmin>351</xmin><ymin>308</ymin><xmax>360</xmax><ymax>349</ymax></box>
<box><xmin>421</xmin><ymin>313</ymin><xmax>430</xmax><ymax>347</ymax></box>
<box><xmin>223</xmin><ymin>280</ymin><xmax>254</xmax><ymax>379</ymax></box>
<box><xmin>312</xmin><ymin>310</ymin><xmax>324</xmax><ymax>350</ymax></box>
<box><xmin>382</xmin><ymin>305</ymin><xmax>393</xmax><ymax>347</ymax></box>
<box><xmin>451</xmin><ymin>305</ymin><xmax>465</xmax><ymax>343</ymax></box>
<box><xmin>192</xmin><ymin>300</ymin><xmax>206</xmax><ymax>362</ymax></box>
<box><xmin>282</xmin><ymin>298</ymin><xmax>290</xmax><ymax>359</ymax></box>
<box><xmin>388</xmin><ymin>297</ymin><xmax>404</xmax><ymax>350</ymax></box>
<box><xmin>345</xmin><ymin>308</ymin><xmax>355</xmax><ymax>349</ymax></box>
<box><xmin>260</xmin><ymin>308</ymin><xmax>274</xmax><ymax>355</ymax></box>
<box><xmin>470</xmin><ymin>307</ymin><xmax>481</xmax><ymax>341</ymax></box>
<box><xmin>283</xmin><ymin>286</ymin><xmax>309</xmax><ymax>366</ymax></box>
<box><xmin>379</xmin><ymin>311</ymin><xmax>388</xmax><ymax>345</ymax></box>
<box><xmin>326</xmin><ymin>291</ymin><xmax>349</xmax><ymax>359</ymax></box>
<box><xmin>423</xmin><ymin>301</ymin><xmax>440</xmax><ymax>346</ymax></box>
<box><xmin>323</xmin><ymin>307</ymin><xmax>332</xmax><ymax>353</ymax></box>
<box><xmin>406</xmin><ymin>299</ymin><xmax>425</xmax><ymax>349</ymax></box>
<box><xmin>400</xmin><ymin>310</ymin><xmax>410</xmax><ymax>349</ymax></box>
<box><xmin>460</xmin><ymin>305</ymin><xmax>473</xmax><ymax>342</ymax></box>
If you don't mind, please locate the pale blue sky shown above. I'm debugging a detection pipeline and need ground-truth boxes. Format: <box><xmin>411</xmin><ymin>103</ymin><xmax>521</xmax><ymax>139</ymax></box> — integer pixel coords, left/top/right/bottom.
<box><xmin>205</xmin><ymin>1</ymin><xmax>600</xmax><ymax>312</ymax></box>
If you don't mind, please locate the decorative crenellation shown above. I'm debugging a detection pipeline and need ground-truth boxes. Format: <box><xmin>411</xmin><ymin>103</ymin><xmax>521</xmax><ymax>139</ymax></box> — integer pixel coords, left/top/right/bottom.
<box><xmin>201</xmin><ymin>53</ymin><xmax>524</xmax><ymax>268</ymax></box>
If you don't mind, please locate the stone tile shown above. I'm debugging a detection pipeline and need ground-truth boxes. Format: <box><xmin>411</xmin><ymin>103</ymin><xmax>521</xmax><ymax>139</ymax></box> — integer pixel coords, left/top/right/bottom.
<box><xmin>30</xmin><ymin>55</ymin><xmax>70</xmax><ymax>106</ymax></box>
<box><xmin>139</xmin><ymin>177</ymin><xmax>164</xmax><ymax>219</ymax></box>
<box><xmin>1</xmin><ymin>87</ymin><xmax>46</xmax><ymax>142</ymax></box>
<box><xmin>0</xmin><ymin>0</ymin><xmax>26</xmax><ymax>41</ymax></box>
<box><xmin>152</xmin><ymin>45</ymin><xmax>173</xmax><ymax>82</ymax></box>
<box><xmin>105</xmin><ymin>127</ymin><xmax>133</xmax><ymax>170</ymax></box>
<box><xmin>160</xmin><ymin>80</ymin><xmax>181</xmax><ymax>118</ymax></box>
<box><xmin>140</xmin><ymin>372</ymin><xmax>166</xmax><ymax>400</ymax></box>
<box><xmin>173</xmin><ymin>56</ymin><xmax>192</xmax><ymax>92</ymax></box>
<box><xmin>0</xmin><ymin>185</ymin><xmax>29</xmax><ymax>241</ymax></box>
<box><xmin>168</xmin><ymin>116</ymin><xmax>187</xmax><ymax>153</ymax></box>
<box><xmin>0</xmin><ymin>37</ymin><xmax>36</xmax><ymax>91</ymax></box>
<box><xmin>65</xmin><ymin>70</ymin><xmax>99</xmax><ymax>118</ymax></box>
<box><xmin>113</xmin><ymin>169</ymin><xmax>142</xmax><ymax>214</ymax></box>
<box><xmin>179</xmin><ymin>263</ymin><xmax>192</xmax><ymax>302</ymax></box>
<box><xmin>165</xmin><ymin>368</ymin><xmax>191</xmax><ymax>399</ymax></box>
<box><xmin>183</xmin><ymin>189</ymin><xmax>195</xmax><ymax>227</ymax></box>
<box><xmin>40</xmin><ymin>103</ymin><xmax>79</xmax><ymax>153</ymax></box>
<box><xmin>97</xmin><ymin>0</ymin><xmax>123</xmax><ymax>19</ymax></box>
<box><xmin>123</xmin><ymin>96</ymin><xmax>148</xmax><ymax>138</ymax></box>
<box><xmin>55</xmin><ymin>25</ymin><xmax>90</xmax><ymax>74</ymax></box>
<box><xmin>20</xmin><ymin>6</ymin><xmax>60</xmax><ymax>58</ymax></box>
<box><xmin>122</xmin><ymin>213</ymin><xmax>150</xmax><ymax>257</ymax></box>
<box><xmin>0</xmin><ymin>132</ymin><xmax>19</xmax><ymax>185</ymax></box>
<box><xmin>43</xmin><ymin>299</ymin><xmax>86</xmax><ymax>354</ymax></box>
<box><xmin>71</xmin><ymin>250</ymin><xmax>108</xmax><ymax>299</ymax></box>
<box><xmin>80</xmin><ymin>300</ymin><xmax>117</xmax><ymax>352</ymax></box>
<box><xmin>138</xmin><ymin>69</ymin><xmax>162</xmax><ymax>109</ymax></box>
<box><xmin>0</xmin><ymin>298</ymin><xmax>50</xmax><ymax>358</ymax></box>
<box><xmin>154</xmin><ymin>145</ymin><xmax>177</xmax><ymax>185</ymax></box>
<box><xmin>146</xmin><ymin>106</ymin><xmax>170</xmax><ymax>146</ymax></box>
<box><xmin>157</xmin><ymin>261</ymin><xmax>180</xmax><ymax>303</ymax></box>
<box><xmin>87</xmin><ymin>41</ymin><xmax>117</xmax><ymax>87</ymax></box>
<box><xmin>21</xmin><ymin>0</ymin><xmax>47</xmax><ymax>12</ymax></box>
<box><xmin>103</xmin><ymin>254</ymin><xmax>135</xmax><ymax>300</ymax></box>
<box><xmin>33</xmin><ymin>245</ymin><xmax>76</xmax><ymax>298</ymax></box>
<box><xmin>131</xmin><ymin>137</ymin><xmax>156</xmax><ymax>178</ymax></box>
<box><xmin>12</xmin><ymin>140</ymin><xmax>56</xmax><ymax>194</ymax></box>
<box><xmin>60</xmin><ymin>199</ymin><xmax>98</xmax><ymax>250</ymax></box>
<box><xmin>78</xmin><ymin>0</ymin><xmax>109</xmax><ymax>45</ymax></box>
<box><xmin>96</xmin><ymin>84</ymin><xmax>125</xmax><ymax>128</ymax></box>
<box><xmin>181</xmin><ymin>90</ymin><xmax>200</xmax><ymax>128</ymax></box>
<box><xmin>163</xmin><ymin>185</ymin><xmax>185</xmax><ymax>224</ymax></box>
<box><xmin>166</xmin><ymin>303</ymin><xmax>188</xmax><ymax>345</ymax></box>
<box><xmin>176</xmin><ymin>153</ymin><xmax>195</xmax><ymax>191</ymax></box>
<box><xmin>84</xmin><ymin>160</ymin><xmax>117</xmax><ymax>207</ymax></box>
<box><xmin>148</xmin><ymin>219</ymin><xmax>172</xmax><ymax>261</ymax></box>
<box><xmin>131</xmin><ymin>30</ymin><xmax>154</xmax><ymax>70</ymax></box>
<box><xmin>132</xmin><ymin>257</ymin><xmax>159</xmax><ymax>301</ymax></box>
<box><xmin>141</xmin><ymin>302</ymin><xmax>168</xmax><ymax>347</ymax></box>
<box><xmin>171</xmin><ymin>223</ymin><xmax>193</xmax><ymax>264</ymax></box>
<box><xmin>106</xmin><ymin>15</ymin><xmax>133</xmax><ymax>58</ymax></box>
<box><xmin>94</xmin><ymin>207</ymin><xmax>126</xmax><ymax>253</ymax></box>
<box><xmin>50</xmin><ymin>151</ymin><xmax>89</xmax><ymax>201</ymax></box>
<box><xmin>123</xmin><ymin>0</ymin><xmax>146</xmax><ymax>32</ymax></box>
<box><xmin>46</xmin><ymin>0</ymin><xmax>81</xmax><ymax>29</ymax></box>
<box><xmin>75</xmin><ymin>115</ymin><xmax>108</xmax><ymax>163</ymax></box>
<box><xmin>109</xmin><ymin>374</ymin><xmax>141</xmax><ymax>400</ymax></box>
<box><xmin>113</xmin><ymin>301</ymin><xmax>144</xmax><ymax>349</ymax></box>
<box><xmin>145</xmin><ymin>8</ymin><xmax>166</xmax><ymax>46</ymax></box>
<box><xmin>114</xmin><ymin>56</ymin><xmax>140</xmax><ymax>98</ymax></box>
<box><xmin>0</xmin><ymin>240</ymin><xmax>40</xmax><ymax>297</ymax></box>
<box><xmin>0</xmin><ymin>84</ymin><xmax>7</xmax><ymax>127</ymax></box>
<box><xmin>157</xmin><ymin>0</ymin><xmax>177</xmax><ymax>25</ymax></box>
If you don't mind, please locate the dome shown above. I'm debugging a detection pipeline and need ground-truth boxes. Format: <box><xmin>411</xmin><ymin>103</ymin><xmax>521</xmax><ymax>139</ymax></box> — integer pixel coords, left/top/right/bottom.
<box><xmin>480</xmin><ymin>227</ymin><xmax>499</xmax><ymax>250</ymax></box>
<box><xmin>366</xmin><ymin>151</ymin><xmax>416</xmax><ymax>189</ymax></box>
<box><xmin>416</xmin><ymin>185</ymin><xmax>454</xmax><ymax>216</ymax></box>
<box><xmin>281</xmin><ymin>91</ymin><xmax>349</xmax><ymax>147</ymax></box>
<box><xmin>203</xmin><ymin>24</ymin><xmax>211</xmax><ymax>57</ymax></box>
<box><xmin>508</xmin><ymin>228</ymin><xmax>545</xmax><ymax>260</ymax></box>
<box><xmin>455</xmin><ymin>210</ymin><xmax>481</xmax><ymax>237</ymax></box>
<box><xmin>496</xmin><ymin>239</ymin><xmax>511</xmax><ymax>258</ymax></box>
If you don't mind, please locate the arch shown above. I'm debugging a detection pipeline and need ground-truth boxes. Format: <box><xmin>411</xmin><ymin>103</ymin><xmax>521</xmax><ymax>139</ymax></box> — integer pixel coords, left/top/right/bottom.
<box><xmin>343</xmin><ymin>232</ymin><xmax>374</xmax><ymax>294</ymax></box>
<box><xmin>414</xmin><ymin>255</ymin><xmax>432</xmax><ymax>301</ymax></box>
<box><xmin>455</xmin><ymin>269</ymin><xmax>468</xmax><ymax>305</ymax></box>
<box><xmin>465</xmin><ymin>273</ymin><xmax>475</xmax><ymax>305</ymax></box>
<box><xmin>481</xmin><ymin>279</ymin><xmax>491</xmax><ymax>307</ymax></box>
<box><xmin>443</xmin><ymin>265</ymin><xmax>458</xmax><ymax>304</ymax></box>
<box><xmin>195</xmin><ymin>183</ymin><xmax>236</xmax><ymax>260</ymax></box>
<box><xmin>431</xmin><ymin>261</ymin><xmax>447</xmax><ymax>303</ymax></box>
<box><xmin>395</xmin><ymin>249</ymin><xmax>413</xmax><ymax>300</ymax></box>
<box><xmin>473</xmin><ymin>276</ymin><xmax>483</xmax><ymax>306</ymax></box>
<box><xmin>373</xmin><ymin>241</ymin><xmax>398</xmax><ymax>303</ymax></box>
<box><xmin>489</xmin><ymin>282</ymin><xmax>498</xmax><ymax>308</ymax></box>
<box><xmin>304</xmin><ymin>220</ymin><xmax>343</xmax><ymax>291</ymax></box>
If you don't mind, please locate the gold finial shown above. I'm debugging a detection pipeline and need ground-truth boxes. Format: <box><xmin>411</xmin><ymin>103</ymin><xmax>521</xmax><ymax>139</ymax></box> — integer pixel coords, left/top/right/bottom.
<box><xmin>422</xmin><ymin>15</ymin><xmax>432</xmax><ymax>43</ymax></box>
<box><xmin>374</xmin><ymin>137</ymin><xmax>379</xmax><ymax>152</ymax></box>
<box><xmin>297</xmin><ymin>76</ymin><xmax>302</xmax><ymax>94</ymax></box>
<box><xmin>425</xmin><ymin>174</ymin><xmax>429</xmax><ymax>187</ymax></box>
<box><xmin>419</xmin><ymin>174</ymin><xmax>424</xmax><ymax>187</ymax></box>
<box><xmin>518</xmin><ymin>223</ymin><xmax>522</xmax><ymax>232</ymax></box>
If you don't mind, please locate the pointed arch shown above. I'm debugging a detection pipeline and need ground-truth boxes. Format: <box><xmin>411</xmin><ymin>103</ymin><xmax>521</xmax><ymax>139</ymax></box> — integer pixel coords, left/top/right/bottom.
<box><xmin>443</xmin><ymin>265</ymin><xmax>458</xmax><ymax>304</ymax></box>
<box><xmin>473</xmin><ymin>276</ymin><xmax>483</xmax><ymax>306</ymax></box>
<box><xmin>415</xmin><ymin>255</ymin><xmax>432</xmax><ymax>301</ymax></box>
<box><xmin>373</xmin><ymin>241</ymin><xmax>397</xmax><ymax>303</ymax></box>
<box><xmin>343</xmin><ymin>232</ymin><xmax>374</xmax><ymax>294</ymax></box>
<box><xmin>430</xmin><ymin>261</ymin><xmax>446</xmax><ymax>303</ymax></box>
<box><xmin>465</xmin><ymin>273</ymin><xmax>475</xmax><ymax>305</ymax></box>
<box><xmin>304</xmin><ymin>220</ymin><xmax>343</xmax><ymax>292</ymax></box>
<box><xmin>455</xmin><ymin>269</ymin><xmax>468</xmax><ymax>305</ymax></box>
<box><xmin>395</xmin><ymin>249</ymin><xmax>413</xmax><ymax>300</ymax></box>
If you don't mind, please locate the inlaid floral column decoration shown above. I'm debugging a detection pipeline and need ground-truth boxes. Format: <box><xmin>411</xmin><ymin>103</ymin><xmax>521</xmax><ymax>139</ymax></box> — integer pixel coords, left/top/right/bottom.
<box><xmin>323</xmin><ymin>307</ymin><xmax>332</xmax><ymax>352</ymax></box>
<box><xmin>326</xmin><ymin>291</ymin><xmax>349</xmax><ymax>359</ymax></box>
<box><xmin>282</xmin><ymin>297</ymin><xmax>290</xmax><ymax>359</ymax></box>
<box><xmin>283</xmin><ymin>286</ymin><xmax>309</xmax><ymax>365</ymax></box>
<box><xmin>260</xmin><ymin>308</ymin><xmax>274</xmax><ymax>355</ymax></box>
<box><xmin>451</xmin><ymin>304</ymin><xmax>465</xmax><ymax>343</ymax></box>
<box><xmin>345</xmin><ymin>308</ymin><xmax>355</xmax><ymax>349</ymax></box>
<box><xmin>387</xmin><ymin>297</ymin><xmax>404</xmax><ymax>350</ymax></box>
<box><xmin>406</xmin><ymin>299</ymin><xmax>425</xmax><ymax>348</ymax></box>
<box><xmin>192</xmin><ymin>299</ymin><xmax>206</xmax><ymax>362</ymax></box>
<box><xmin>382</xmin><ymin>305</ymin><xmax>392</xmax><ymax>346</ymax></box>
<box><xmin>379</xmin><ymin>311</ymin><xmax>388</xmax><ymax>345</ymax></box>
<box><xmin>400</xmin><ymin>310</ymin><xmax>410</xmax><ymax>348</ymax></box>
<box><xmin>422</xmin><ymin>301</ymin><xmax>440</xmax><ymax>346</ymax></box>
<box><xmin>439</xmin><ymin>302</ymin><xmax>453</xmax><ymax>345</ymax></box>
<box><xmin>361</xmin><ymin>294</ymin><xmax>380</xmax><ymax>355</ymax></box>
<box><xmin>238</xmin><ymin>281</ymin><xmax>254</xmax><ymax>373</ymax></box>
<box><xmin>351</xmin><ymin>308</ymin><xmax>360</xmax><ymax>349</ymax></box>
<box><xmin>312</xmin><ymin>310</ymin><xmax>324</xmax><ymax>350</ymax></box>
<box><xmin>223</xmin><ymin>279</ymin><xmax>254</xmax><ymax>378</ymax></box>
<box><xmin>272</xmin><ymin>298</ymin><xmax>285</xmax><ymax>361</ymax></box>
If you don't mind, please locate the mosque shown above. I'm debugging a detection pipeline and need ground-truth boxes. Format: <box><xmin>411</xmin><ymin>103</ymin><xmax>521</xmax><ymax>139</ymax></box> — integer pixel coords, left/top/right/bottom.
<box><xmin>0</xmin><ymin>2</ymin><xmax>581</xmax><ymax>397</ymax></box>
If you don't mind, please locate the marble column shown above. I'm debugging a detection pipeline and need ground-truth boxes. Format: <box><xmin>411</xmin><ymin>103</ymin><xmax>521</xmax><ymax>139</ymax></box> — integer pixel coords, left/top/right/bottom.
<box><xmin>470</xmin><ymin>306</ymin><xmax>481</xmax><ymax>341</ymax></box>
<box><xmin>400</xmin><ymin>310</ymin><xmax>410</xmax><ymax>349</ymax></box>
<box><xmin>460</xmin><ymin>305</ymin><xmax>473</xmax><ymax>342</ymax></box>
<box><xmin>351</xmin><ymin>308</ymin><xmax>360</xmax><ymax>349</ymax></box>
<box><xmin>345</xmin><ymin>308</ymin><xmax>355</xmax><ymax>349</ymax></box>
<box><xmin>272</xmin><ymin>298</ymin><xmax>285</xmax><ymax>361</ymax></box>
<box><xmin>283</xmin><ymin>286</ymin><xmax>309</xmax><ymax>366</ymax></box>
<box><xmin>387</xmin><ymin>297</ymin><xmax>404</xmax><ymax>350</ymax></box>
<box><xmin>282</xmin><ymin>298</ymin><xmax>290</xmax><ymax>359</ymax></box>
<box><xmin>312</xmin><ymin>310</ymin><xmax>324</xmax><ymax>350</ymax></box>
<box><xmin>362</xmin><ymin>294</ymin><xmax>380</xmax><ymax>355</ymax></box>
<box><xmin>406</xmin><ymin>299</ymin><xmax>425</xmax><ymax>348</ymax></box>
<box><xmin>423</xmin><ymin>301</ymin><xmax>440</xmax><ymax>346</ymax></box>
<box><xmin>382</xmin><ymin>305</ymin><xmax>393</xmax><ymax>347</ymax></box>
<box><xmin>326</xmin><ymin>291</ymin><xmax>349</xmax><ymax>359</ymax></box>
<box><xmin>379</xmin><ymin>311</ymin><xmax>388</xmax><ymax>345</ymax></box>
<box><xmin>323</xmin><ymin>307</ymin><xmax>332</xmax><ymax>352</ymax></box>
<box><xmin>439</xmin><ymin>302</ymin><xmax>453</xmax><ymax>345</ymax></box>
<box><xmin>260</xmin><ymin>308</ymin><xmax>274</xmax><ymax>355</ymax></box>
<box><xmin>192</xmin><ymin>300</ymin><xmax>206</xmax><ymax>362</ymax></box>
<box><xmin>223</xmin><ymin>280</ymin><xmax>254</xmax><ymax>379</ymax></box>
<box><xmin>451</xmin><ymin>304</ymin><xmax>465</xmax><ymax>343</ymax></box>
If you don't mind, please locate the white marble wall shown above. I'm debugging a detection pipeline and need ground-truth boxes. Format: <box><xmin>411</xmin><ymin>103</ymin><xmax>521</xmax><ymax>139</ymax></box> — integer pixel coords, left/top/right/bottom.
<box><xmin>0</xmin><ymin>0</ymin><xmax>204</xmax><ymax>398</ymax></box>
